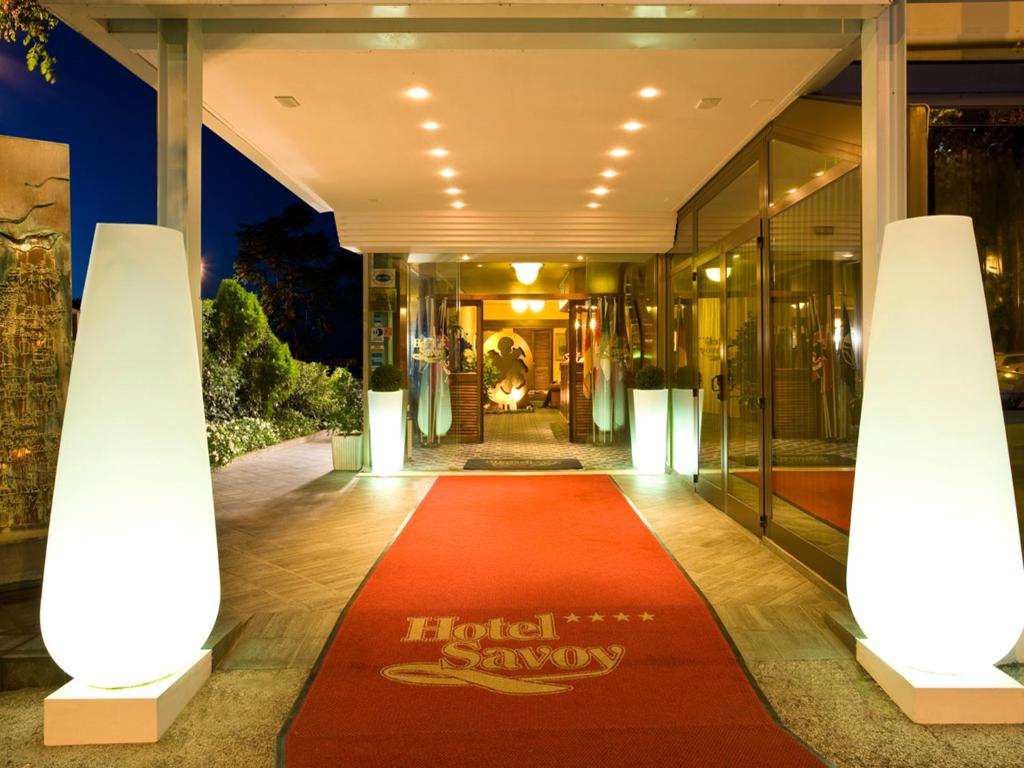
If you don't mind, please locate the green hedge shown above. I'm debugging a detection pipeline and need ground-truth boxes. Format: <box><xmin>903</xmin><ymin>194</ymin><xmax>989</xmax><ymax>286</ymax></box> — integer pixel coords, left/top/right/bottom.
<box><xmin>203</xmin><ymin>279</ymin><xmax>364</xmax><ymax>467</ymax></box>
<box><xmin>206</xmin><ymin>418</ymin><xmax>281</xmax><ymax>468</ymax></box>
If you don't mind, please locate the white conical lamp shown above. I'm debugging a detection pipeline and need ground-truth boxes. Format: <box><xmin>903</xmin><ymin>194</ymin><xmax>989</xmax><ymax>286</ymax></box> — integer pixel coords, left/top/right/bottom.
<box><xmin>40</xmin><ymin>224</ymin><xmax>220</xmax><ymax>689</ymax></box>
<box><xmin>848</xmin><ymin>215</ymin><xmax>1024</xmax><ymax>675</ymax></box>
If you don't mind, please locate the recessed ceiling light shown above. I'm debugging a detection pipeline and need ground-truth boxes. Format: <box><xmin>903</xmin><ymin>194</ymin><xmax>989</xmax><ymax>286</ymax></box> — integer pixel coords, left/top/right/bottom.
<box><xmin>439</xmin><ymin>168</ymin><xmax>456</xmax><ymax>178</ymax></box>
<box><xmin>587</xmin><ymin>202</ymin><xmax>601</xmax><ymax>209</ymax></box>
<box><xmin>430</xmin><ymin>148</ymin><xmax>448</xmax><ymax>157</ymax></box>
<box><xmin>445</xmin><ymin>187</ymin><xmax>461</xmax><ymax>195</ymax></box>
<box><xmin>787</xmin><ymin>187</ymin><xmax>798</xmax><ymax>194</ymax></box>
<box><xmin>452</xmin><ymin>200</ymin><xmax>465</xmax><ymax>209</ymax></box>
<box><xmin>591</xmin><ymin>186</ymin><xmax>610</xmax><ymax>196</ymax></box>
<box><xmin>476</xmin><ymin>263</ymin><xmax>483</xmax><ymax>268</ymax></box>
<box><xmin>577</xmin><ymin>255</ymin><xmax>585</xmax><ymax>261</ymax></box>
<box><xmin>406</xmin><ymin>86</ymin><xmax>429</xmax><ymax>100</ymax></box>
<box><xmin>623</xmin><ymin>121</ymin><xmax>643</xmax><ymax>132</ymax></box>
<box><xmin>815</xmin><ymin>170</ymin><xmax>825</xmax><ymax>177</ymax></box>
<box><xmin>696</xmin><ymin>97</ymin><xmax>721</xmax><ymax>110</ymax></box>
<box><xmin>639</xmin><ymin>87</ymin><xmax>660</xmax><ymax>99</ymax></box>
<box><xmin>609</xmin><ymin>148</ymin><xmax>629</xmax><ymax>158</ymax></box>
<box><xmin>422</xmin><ymin>121</ymin><xmax>440</xmax><ymax>130</ymax></box>
<box><xmin>460</xmin><ymin>254</ymin><xmax>470</xmax><ymax>261</ymax></box>
<box><xmin>274</xmin><ymin>95</ymin><xmax>300</xmax><ymax>108</ymax></box>
<box><xmin>601</xmin><ymin>170</ymin><xmax>618</xmax><ymax>179</ymax></box>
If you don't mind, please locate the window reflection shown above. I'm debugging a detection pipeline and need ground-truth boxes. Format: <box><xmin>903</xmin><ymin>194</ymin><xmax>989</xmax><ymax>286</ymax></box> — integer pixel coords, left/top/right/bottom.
<box><xmin>768</xmin><ymin>151</ymin><xmax>863</xmax><ymax>565</ymax></box>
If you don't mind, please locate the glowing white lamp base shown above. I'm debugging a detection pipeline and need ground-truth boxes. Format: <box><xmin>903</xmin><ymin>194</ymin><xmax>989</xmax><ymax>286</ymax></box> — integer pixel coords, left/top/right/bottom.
<box><xmin>629</xmin><ymin>389</ymin><xmax>668</xmax><ymax>474</ymax></box>
<box><xmin>671</xmin><ymin>389</ymin><xmax>703</xmax><ymax>477</ymax></box>
<box><xmin>368</xmin><ymin>390</ymin><xmax>405</xmax><ymax>474</ymax></box>
<box><xmin>856</xmin><ymin>640</ymin><xmax>1024</xmax><ymax>724</ymax></box>
<box><xmin>44</xmin><ymin>650</ymin><xmax>211</xmax><ymax>745</ymax></box>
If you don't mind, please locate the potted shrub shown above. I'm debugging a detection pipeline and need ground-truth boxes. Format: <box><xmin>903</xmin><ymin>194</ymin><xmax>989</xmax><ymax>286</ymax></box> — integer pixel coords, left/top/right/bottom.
<box><xmin>670</xmin><ymin>365</ymin><xmax>703</xmax><ymax>479</ymax></box>
<box><xmin>368</xmin><ymin>364</ymin><xmax>405</xmax><ymax>474</ymax></box>
<box><xmin>328</xmin><ymin>367</ymin><xmax>364</xmax><ymax>471</ymax></box>
<box><xmin>629</xmin><ymin>365</ymin><xmax>668</xmax><ymax>474</ymax></box>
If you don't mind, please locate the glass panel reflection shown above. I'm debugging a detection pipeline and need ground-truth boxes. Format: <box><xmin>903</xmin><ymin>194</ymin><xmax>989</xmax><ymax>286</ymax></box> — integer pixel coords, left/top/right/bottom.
<box><xmin>768</xmin><ymin>160</ymin><xmax>862</xmax><ymax>566</ymax></box>
<box><xmin>725</xmin><ymin>237</ymin><xmax>762</xmax><ymax>519</ymax></box>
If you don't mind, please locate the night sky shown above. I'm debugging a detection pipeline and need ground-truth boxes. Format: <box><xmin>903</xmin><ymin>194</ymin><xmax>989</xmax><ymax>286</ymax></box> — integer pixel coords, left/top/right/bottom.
<box><xmin>0</xmin><ymin>23</ymin><xmax>340</xmax><ymax>300</ymax></box>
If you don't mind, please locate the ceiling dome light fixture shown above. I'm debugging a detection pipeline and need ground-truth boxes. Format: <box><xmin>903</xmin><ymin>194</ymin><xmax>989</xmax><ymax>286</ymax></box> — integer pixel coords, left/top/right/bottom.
<box><xmin>591</xmin><ymin>186</ymin><xmax>610</xmax><ymax>196</ymax></box>
<box><xmin>430</xmin><ymin>148</ymin><xmax>448</xmax><ymax>157</ymax></box>
<box><xmin>601</xmin><ymin>170</ymin><xmax>618</xmax><ymax>179</ymax></box>
<box><xmin>422</xmin><ymin>121</ymin><xmax>440</xmax><ymax>130</ymax></box>
<box><xmin>451</xmin><ymin>200</ymin><xmax>466</xmax><ymax>209</ymax></box>
<box><xmin>528</xmin><ymin>300</ymin><xmax>545</xmax><ymax>313</ymax></box>
<box><xmin>439</xmin><ymin>168</ymin><xmax>456</xmax><ymax>178</ymax></box>
<box><xmin>587</xmin><ymin>202</ymin><xmax>601</xmax><ymax>209</ymax></box>
<box><xmin>623</xmin><ymin>121</ymin><xmax>643</xmax><ymax>132</ymax></box>
<box><xmin>405</xmin><ymin>86</ymin><xmax>430</xmax><ymax>100</ymax></box>
<box><xmin>639</xmin><ymin>87</ymin><xmax>660</xmax><ymax>98</ymax></box>
<box><xmin>445</xmin><ymin>187</ymin><xmax>461</xmax><ymax>195</ymax></box>
<box><xmin>609</xmin><ymin>148</ymin><xmax>629</xmax><ymax>158</ymax></box>
<box><xmin>511</xmin><ymin>262</ymin><xmax>542</xmax><ymax>285</ymax></box>
<box><xmin>510</xmin><ymin>299</ymin><xmax>530</xmax><ymax>313</ymax></box>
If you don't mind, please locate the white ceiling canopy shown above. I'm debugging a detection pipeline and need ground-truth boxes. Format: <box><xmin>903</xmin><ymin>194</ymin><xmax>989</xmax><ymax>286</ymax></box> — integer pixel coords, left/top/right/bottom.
<box><xmin>52</xmin><ymin>2</ymin><xmax>876</xmax><ymax>252</ymax></box>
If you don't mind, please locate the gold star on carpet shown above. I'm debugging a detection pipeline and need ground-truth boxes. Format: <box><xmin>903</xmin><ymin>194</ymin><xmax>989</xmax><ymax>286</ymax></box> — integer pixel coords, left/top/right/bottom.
<box><xmin>639</xmin><ymin>612</ymin><xmax>655</xmax><ymax>622</ymax></box>
<box><xmin>614</xmin><ymin>612</ymin><xmax>630</xmax><ymax>622</ymax></box>
<box><xmin>563</xmin><ymin>613</ymin><xmax>580</xmax><ymax>623</ymax></box>
<box><xmin>589</xmin><ymin>612</ymin><xmax>605</xmax><ymax>622</ymax></box>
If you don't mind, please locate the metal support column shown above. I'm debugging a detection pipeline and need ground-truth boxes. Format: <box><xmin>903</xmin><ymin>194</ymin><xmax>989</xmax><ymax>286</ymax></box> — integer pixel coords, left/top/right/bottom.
<box><xmin>157</xmin><ymin>18</ymin><xmax>204</xmax><ymax>350</ymax></box>
<box><xmin>861</xmin><ymin>0</ymin><xmax>907</xmax><ymax>364</ymax></box>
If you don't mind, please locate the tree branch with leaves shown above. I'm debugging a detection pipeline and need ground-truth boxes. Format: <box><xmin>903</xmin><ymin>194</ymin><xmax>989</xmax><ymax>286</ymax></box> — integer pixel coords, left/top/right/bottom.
<box><xmin>1</xmin><ymin>0</ymin><xmax>58</xmax><ymax>83</ymax></box>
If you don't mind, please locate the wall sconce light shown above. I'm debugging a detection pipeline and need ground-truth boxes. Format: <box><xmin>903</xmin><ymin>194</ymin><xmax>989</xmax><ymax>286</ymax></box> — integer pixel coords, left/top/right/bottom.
<box><xmin>511</xmin><ymin>262</ymin><xmax>542</xmax><ymax>285</ymax></box>
<box><xmin>848</xmin><ymin>215</ymin><xmax>1024</xmax><ymax>723</ymax></box>
<box><xmin>704</xmin><ymin>267</ymin><xmax>732</xmax><ymax>283</ymax></box>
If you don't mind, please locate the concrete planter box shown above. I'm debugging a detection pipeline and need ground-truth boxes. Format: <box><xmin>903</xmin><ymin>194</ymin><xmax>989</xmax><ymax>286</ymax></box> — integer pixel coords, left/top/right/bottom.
<box><xmin>330</xmin><ymin>434</ymin><xmax>363</xmax><ymax>471</ymax></box>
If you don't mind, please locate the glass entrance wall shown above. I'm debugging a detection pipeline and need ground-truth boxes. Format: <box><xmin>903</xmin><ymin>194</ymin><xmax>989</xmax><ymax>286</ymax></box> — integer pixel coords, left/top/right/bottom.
<box><xmin>669</xmin><ymin>99</ymin><xmax>863</xmax><ymax>590</ymax></box>
<box><xmin>767</xmin><ymin>158</ymin><xmax>863</xmax><ymax>589</ymax></box>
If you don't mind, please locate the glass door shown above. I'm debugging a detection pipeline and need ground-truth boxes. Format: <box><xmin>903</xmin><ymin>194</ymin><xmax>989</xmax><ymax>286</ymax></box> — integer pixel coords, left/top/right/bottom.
<box><xmin>695</xmin><ymin>221</ymin><xmax>764</xmax><ymax>535</ymax></box>
<box><xmin>696</xmin><ymin>247</ymin><xmax>725</xmax><ymax>508</ymax></box>
<box><xmin>723</xmin><ymin>226</ymin><xmax>763</xmax><ymax>534</ymax></box>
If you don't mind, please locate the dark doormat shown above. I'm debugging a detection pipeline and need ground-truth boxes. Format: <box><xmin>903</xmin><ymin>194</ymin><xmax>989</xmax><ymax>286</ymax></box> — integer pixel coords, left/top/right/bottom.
<box><xmin>463</xmin><ymin>458</ymin><xmax>584</xmax><ymax>471</ymax></box>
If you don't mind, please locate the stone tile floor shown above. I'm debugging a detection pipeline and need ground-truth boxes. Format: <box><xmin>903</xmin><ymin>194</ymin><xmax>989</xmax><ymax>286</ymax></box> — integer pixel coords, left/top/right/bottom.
<box><xmin>409</xmin><ymin>407</ymin><xmax>632</xmax><ymax>470</ymax></box>
<box><xmin>2</xmin><ymin>435</ymin><xmax>1023</xmax><ymax>767</ymax></box>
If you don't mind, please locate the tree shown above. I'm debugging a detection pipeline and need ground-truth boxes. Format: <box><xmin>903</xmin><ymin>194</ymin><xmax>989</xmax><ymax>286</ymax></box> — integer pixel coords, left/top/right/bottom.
<box><xmin>234</xmin><ymin>204</ymin><xmax>361</xmax><ymax>366</ymax></box>
<box><xmin>1</xmin><ymin>0</ymin><xmax>58</xmax><ymax>83</ymax></box>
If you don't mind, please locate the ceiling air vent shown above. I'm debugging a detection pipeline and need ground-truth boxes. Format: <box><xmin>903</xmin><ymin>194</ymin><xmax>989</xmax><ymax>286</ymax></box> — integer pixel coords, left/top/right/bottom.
<box><xmin>696</xmin><ymin>97</ymin><xmax>721</xmax><ymax>110</ymax></box>
<box><xmin>274</xmin><ymin>95</ymin><xmax>300</xmax><ymax>108</ymax></box>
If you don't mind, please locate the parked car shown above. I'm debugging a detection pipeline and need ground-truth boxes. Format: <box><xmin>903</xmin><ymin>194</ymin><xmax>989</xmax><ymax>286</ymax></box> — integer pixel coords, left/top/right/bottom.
<box><xmin>997</xmin><ymin>352</ymin><xmax>1024</xmax><ymax>372</ymax></box>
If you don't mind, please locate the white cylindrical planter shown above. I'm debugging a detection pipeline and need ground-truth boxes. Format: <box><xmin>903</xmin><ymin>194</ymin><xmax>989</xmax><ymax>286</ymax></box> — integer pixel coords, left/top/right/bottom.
<box><xmin>331</xmin><ymin>434</ymin><xmax>363</xmax><ymax>471</ymax></box>
<box><xmin>848</xmin><ymin>215</ymin><xmax>1024</xmax><ymax>674</ymax></box>
<box><xmin>629</xmin><ymin>389</ymin><xmax>668</xmax><ymax>474</ymax></box>
<box><xmin>368</xmin><ymin>390</ymin><xmax>405</xmax><ymax>474</ymax></box>
<box><xmin>671</xmin><ymin>388</ymin><xmax>704</xmax><ymax>477</ymax></box>
<box><xmin>40</xmin><ymin>224</ymin><xmax>220</xmax><ymax>688</ymax></box>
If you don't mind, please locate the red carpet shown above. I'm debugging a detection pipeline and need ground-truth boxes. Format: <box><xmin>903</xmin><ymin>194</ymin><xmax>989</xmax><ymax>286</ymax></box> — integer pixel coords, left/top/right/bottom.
<box><xmin>280</xmin><ymin>475</ymin><xmax>824</xmax><ymax>767</ymax></box>
<box><xmin>735</xmin><ymin>470</ymin><xmax>854</xmax><ymax>532</ymax></box>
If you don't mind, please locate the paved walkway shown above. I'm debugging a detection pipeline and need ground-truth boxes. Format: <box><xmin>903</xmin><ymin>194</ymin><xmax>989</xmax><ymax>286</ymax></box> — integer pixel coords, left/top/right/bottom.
<box><xmin>2</xmin><ymin>435</ymin><xmax>1022</xmax><ymax>767</ymax></box>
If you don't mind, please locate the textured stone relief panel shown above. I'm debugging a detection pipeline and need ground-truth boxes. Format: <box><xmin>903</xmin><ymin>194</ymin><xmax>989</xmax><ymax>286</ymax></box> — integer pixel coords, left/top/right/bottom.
<box><xmin>0</xmin><ymin>135</ymin><xmax>72</xmax><ymax>531</ymax></box>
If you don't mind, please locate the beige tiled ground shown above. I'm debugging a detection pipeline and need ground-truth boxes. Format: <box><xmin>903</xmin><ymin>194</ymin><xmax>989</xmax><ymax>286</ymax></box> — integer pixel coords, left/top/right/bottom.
<box><xmin>409</xmin><ymin>407</ymin><xmax>631</xmax><ymax>470</ymax></box>
<box><xmin>3</xmin><ymin>437</ymin><xmax>1023</xmax><ymax>767</ymax></box>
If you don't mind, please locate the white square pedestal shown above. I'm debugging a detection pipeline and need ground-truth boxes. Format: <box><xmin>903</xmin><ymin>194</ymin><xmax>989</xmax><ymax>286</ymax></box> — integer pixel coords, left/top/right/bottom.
<box><xmin>44</xmin><ymin>649</ymin><xmax>211</xmax><ymax>745</ymax></box>
<box><xmin>857</xmin><ymin>639</ymin><xmax>1024</xmax><ymax>724</ymax></box>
